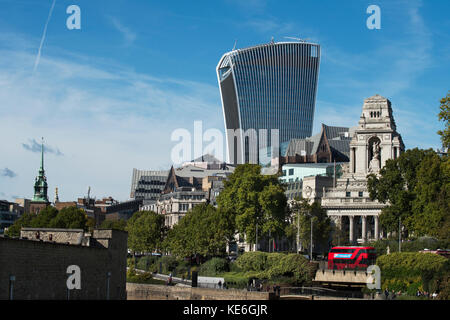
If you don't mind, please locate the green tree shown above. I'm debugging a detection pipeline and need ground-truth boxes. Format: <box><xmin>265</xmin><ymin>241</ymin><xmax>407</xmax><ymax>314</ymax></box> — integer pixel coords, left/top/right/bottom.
<box><xmin>437</xmin><ymin>92</ymin><xmax>450</xmax><ymax>149</ymax></box>
<box><xmin>5</xmin><ymin>213</ymin><xmax>34</xmax><ymax>237</ymax></box>
<box><xmin>290</xmin><ymin>199</ymin><xmax>332</xmax><ymax>255</ymax></box>
<box><xmin>100</xmin><ymin>219</ymin><xmax>127</xmax><ymax>231</ymax></box>
<box><xmin>49</xmin><ymin>206</ymin><xmax>87</xmax><ymax>229</ymax></box>
<box><xmin>411</xmin><ymin>153</ymin><xmax>450</xmax><ymax>239</ymax></box>
<box><xmin>30</xmin><ymin>206</ymin><xmax>59</xmax><ymax>228</ymax></box>
<box><xmin>216</xmin><ymin>164</ymin><xmax>288</xmax><ymax>248</ymax></box>
<box><xmin>165</xmin><ymin>203</ymin><xmax>230</xmax><ymax>258</ymax></box>
<box><xmin>367</xmin><ymin>148</ymin><xmax>433</xmax><ymax>234</ymax></box>
<box><xmin>126</xmin><ymin>211</ymin><xmax>167</xmax><ymax>253</ymax></box>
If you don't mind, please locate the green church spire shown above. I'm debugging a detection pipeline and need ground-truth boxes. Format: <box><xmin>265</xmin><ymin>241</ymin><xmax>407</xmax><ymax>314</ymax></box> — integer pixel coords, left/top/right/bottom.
<box><xmin>32</xmin><ymin>137</ymin><xmax>49</xmax><ymax>203</ymax></box>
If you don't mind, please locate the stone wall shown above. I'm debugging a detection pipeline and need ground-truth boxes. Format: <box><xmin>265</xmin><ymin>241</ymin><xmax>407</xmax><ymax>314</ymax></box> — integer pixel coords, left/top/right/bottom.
<box><xmin>126</xmin><ymin>283</ymin><xmax>276</xmax><ymax>300</ymax></box>
<box><xmin>0</xmin><ymin>229</ymin><xmax>127</xmax><ymax>300</ymax></box>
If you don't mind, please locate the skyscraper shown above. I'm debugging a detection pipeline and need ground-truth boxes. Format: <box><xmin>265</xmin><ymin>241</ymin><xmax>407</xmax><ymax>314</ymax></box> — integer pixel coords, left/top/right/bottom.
<box><xmin>216</xmin><ymin>41</ymin><xmax>321</xmax><ymax>165</ymax></box>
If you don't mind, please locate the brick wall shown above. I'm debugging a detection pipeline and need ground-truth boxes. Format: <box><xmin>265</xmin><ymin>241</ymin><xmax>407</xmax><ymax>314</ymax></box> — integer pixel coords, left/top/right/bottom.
<box><xmin>0</xmin><ymin>229</ymin><xmax>127</xmax><ymax>300</ymax></box>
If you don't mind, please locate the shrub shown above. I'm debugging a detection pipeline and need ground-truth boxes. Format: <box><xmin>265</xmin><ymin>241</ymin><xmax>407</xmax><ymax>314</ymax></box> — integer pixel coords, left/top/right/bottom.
<box><xmin>266</xmin><ymin>254</ymin><xmax>314</xmax><ymax>286</ymax></box>
<box><xmin>377</xmin><ymin>252</ymin><xmax>449</xmax><ymax>295</ymax></box>
<box><xmin>137</xmin><ymin>256</ymin><xmax>160</xmax><ymax>272</ymax></box>
<box><xmin>199</xmin><ymin>258</ymin><xmax>229</xmax><ymax>276</ymax></box>
<box><xmin>160</xmin><ymin>255</ymin><xmax>178</xmax><ymax>274</ymax></box>
<box><xmin>235</xmin><ymin>252</ymin><xmax>268</xmax><ymax>272</ymax></box>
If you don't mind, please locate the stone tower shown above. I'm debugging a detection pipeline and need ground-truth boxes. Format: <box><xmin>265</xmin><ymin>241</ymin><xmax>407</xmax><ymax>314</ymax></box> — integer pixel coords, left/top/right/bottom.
<box><xmin>350</xmin><ymin>94</ymin><xmax>404</xmax><ymax>177</ymax></box>
<box><xmin>304</xmin><ymin>95</ymin><xmax>405</xmax><ymax>244</ymax></box>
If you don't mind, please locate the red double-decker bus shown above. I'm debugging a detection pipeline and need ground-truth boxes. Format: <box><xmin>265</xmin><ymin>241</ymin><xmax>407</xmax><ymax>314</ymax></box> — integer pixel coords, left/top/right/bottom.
<box><xmin>327</xmin><ymin>246</ymin><xmax>377</xmax><ymax>270</ymax></box>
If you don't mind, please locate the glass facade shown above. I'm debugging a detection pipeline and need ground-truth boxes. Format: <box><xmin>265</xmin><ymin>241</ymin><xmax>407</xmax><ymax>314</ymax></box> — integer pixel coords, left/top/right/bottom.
<box><xmin>217</xmin><ymin>41</ymin><xmax>321</xmax><ymax>165</ymax></box>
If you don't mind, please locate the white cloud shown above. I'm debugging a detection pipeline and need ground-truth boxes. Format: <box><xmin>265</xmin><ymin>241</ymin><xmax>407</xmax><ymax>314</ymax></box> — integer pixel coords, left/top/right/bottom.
<box><xmin>108</xmin><ymin>16</ymin><xmax>137</xmax><ymax>46</ymax></box>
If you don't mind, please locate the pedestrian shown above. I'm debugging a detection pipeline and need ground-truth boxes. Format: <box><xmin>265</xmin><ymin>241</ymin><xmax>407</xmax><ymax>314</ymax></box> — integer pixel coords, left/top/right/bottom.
<box><xmin>384</xmin><ymin>288</ymin><xmax>389</xmax><ymax>299</ymax></box>
<box><xmin>218</xmin><ymin>280</ymin><xmax>222</xmax><ymax>289</ymax></box>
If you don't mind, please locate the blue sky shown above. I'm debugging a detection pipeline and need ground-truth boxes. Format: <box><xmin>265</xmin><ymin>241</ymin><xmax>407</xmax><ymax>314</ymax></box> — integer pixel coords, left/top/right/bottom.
<box><xmin>0</xmin><ymin>0</ymin><xmax>449</xmax><ymax>202</ymax></box>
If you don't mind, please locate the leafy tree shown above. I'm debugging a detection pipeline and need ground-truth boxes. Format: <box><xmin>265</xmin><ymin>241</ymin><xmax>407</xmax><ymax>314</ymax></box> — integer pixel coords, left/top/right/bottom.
<box><xmin>437</xmin><ymin>92</ymin><xmax>450</xmax><ymax>149</ymax></box>
<box><xmin>49</xmin><ymin>206</ymin><xmax>87</xmax><ymax>229</ymax></box>
<box><xmin>100</xmin><ymin>219</ymin><xmax>127</xmax><ymax>231</ymax></box>
<box><xmin>216</xmin><ymin>164</ymin><xmax>288</xmax><ymax>248</ymax></box>
<box><xmin>411</xmin><ymin>153</ymin><xmax>450</xmax><ymax>238</ymax></box>
<box><xmin>367</xmin><ymin>148</ymin><xmax>434</xmax><ymax>234</ymax></box>
<box><xmin>86</xmin><ymin>217</ymin><xmax>96</xmax><ymax>232</ymax></box>
<box><xmin>5</xmin><ymin>213</ymin><xmax>34</xmax><ymax>237</ymax></box>
<box><xmin>290</xmin><ymin>199</ymin><xmax>332</xmax><ymax>255</ymax></box>
<box><xmin>165</xmin><ymin>203</ymin><xmax>229</xmax><ymax>258</ymax></box>
<box><xmin>126</xmin><ymin>211</ymin><xmax>167</xmax><ymax>254</ymax></box>
<box><xmin>30</xmin><ymin>206</ymin><xmax>59</xmax><ymax>228</ymax></box>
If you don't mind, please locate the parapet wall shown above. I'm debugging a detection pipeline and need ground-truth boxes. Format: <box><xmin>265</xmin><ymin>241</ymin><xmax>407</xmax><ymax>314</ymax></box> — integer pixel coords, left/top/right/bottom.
<box><xmin>126</xmin><ymin>283</ymin><xmax>276</xmax><ymax>300</ymax></box>
<box><xmin>0</xmin><ymin>229</ymin><xmax>128</xmax><ymax>300</ymax></box>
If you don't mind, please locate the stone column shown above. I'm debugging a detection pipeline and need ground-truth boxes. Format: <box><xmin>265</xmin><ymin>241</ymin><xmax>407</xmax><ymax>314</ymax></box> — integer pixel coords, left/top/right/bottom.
<box><xmin>374</xmin><ymin>216</ymin><xmax>379</xmax><ymax>240</ymax></box>
<box><xmin>362</xmin><ymin>216</ymin><xmax>367</xmax><ymax>243</ymax></box>
<box><xmin>349</xmin><ymin>215</ymin><xmax>354</xmax><ymax>244</ymax></box>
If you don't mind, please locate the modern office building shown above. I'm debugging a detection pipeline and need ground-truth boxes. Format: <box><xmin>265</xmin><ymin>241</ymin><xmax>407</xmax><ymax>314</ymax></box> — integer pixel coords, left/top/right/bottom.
<box><xmin>217</xmin><ymin>40</ymin><xmax>321</xmax><ymax>165</ymax></box>
<box><xmin>130</xmin><ymin>169</ymin><xmax>169</xmax><ymax>203</ymax></box>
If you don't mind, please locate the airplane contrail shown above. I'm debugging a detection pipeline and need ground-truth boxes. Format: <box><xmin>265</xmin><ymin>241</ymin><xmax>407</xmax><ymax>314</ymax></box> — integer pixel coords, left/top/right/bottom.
<box><xmin>33</xmin><ymin>0</ymin><xmax>56</xmax><ymax>74</ymax></box>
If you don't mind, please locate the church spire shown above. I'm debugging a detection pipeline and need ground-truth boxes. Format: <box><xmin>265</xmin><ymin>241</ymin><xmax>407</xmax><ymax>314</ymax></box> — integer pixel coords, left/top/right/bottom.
<box><xmin>32</xmin><ymin>137</ymin><xmax>49</xmax><ymax>203</ymax></box>
<box><xmin>40</xmin><ymin>137</ymin><xmax>44</xmax><ymax>173</ymax></box>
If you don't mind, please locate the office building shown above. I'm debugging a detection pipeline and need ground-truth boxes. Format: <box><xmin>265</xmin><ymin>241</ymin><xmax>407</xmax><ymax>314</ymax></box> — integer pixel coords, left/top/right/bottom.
<box><xmin>217</xmin><ymin>41</ymin><xmax>321</xmax><ymax>165</ymax></box>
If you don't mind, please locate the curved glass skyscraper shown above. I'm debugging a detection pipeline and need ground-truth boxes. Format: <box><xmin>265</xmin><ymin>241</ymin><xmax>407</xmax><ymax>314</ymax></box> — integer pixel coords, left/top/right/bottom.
<box><xmin>216</xmin><ymin>41</ymin><xmax>320</xmax><ymax>165</ymax></box>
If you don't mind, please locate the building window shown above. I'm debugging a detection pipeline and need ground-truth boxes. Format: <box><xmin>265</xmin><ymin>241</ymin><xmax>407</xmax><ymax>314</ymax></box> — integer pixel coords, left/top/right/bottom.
<box><xmin>282</xmin><ymin>170</ymin><xmax>286</xmax><ymax>176</ymax></box>
<box><xmin>346</xmin><ymin>191</ymin><xmax>351</xmax><ymax>197</ymax></box>
<box><xmin>358</xmin><ymin>191</ymin><xmax>363</xmax><ymax>197</ymax></box>
<box><xmin>289</xmin><ymin>169</ymin><xmax>294</xmax><ymax>175</ymax></box>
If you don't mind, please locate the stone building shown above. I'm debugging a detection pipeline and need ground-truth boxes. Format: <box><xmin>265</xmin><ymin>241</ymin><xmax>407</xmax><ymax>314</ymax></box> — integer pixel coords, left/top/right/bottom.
<box><xmin>0</xmin><ymin>228</ymin><xmax>127</xmax><ymax>300</ymax></box>
<box><xmin>303</xmin><ymin>95</ymin><xmax>405</xmax><ymax>244</ymax></box>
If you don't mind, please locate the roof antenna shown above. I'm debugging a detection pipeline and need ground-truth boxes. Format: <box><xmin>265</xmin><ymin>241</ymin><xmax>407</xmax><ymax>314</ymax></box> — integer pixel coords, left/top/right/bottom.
<box><xmin>232</xmin><ymin>39</ymin><xmax>237</xmax><ymax>51</ymax></box>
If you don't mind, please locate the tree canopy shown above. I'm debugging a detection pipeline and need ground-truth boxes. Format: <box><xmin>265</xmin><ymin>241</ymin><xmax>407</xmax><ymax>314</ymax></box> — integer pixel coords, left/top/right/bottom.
<box><xmin>164</xmin><ymin>203</ymin><xmax>231</xmax><ymax>258</ymax></box>
<box><xmin>438</xmin><ymin>92</ymin><xmax>450</xmax><ymax>149</ymax></box>
<box><xmin>367</xmin><ymin>148</ymin><xmax>449</xmax><ymax>239</ymax></box>
<box><xmin>100</xmin><ymin>219</ymin><xmax>127</xmax><ymax>231</ymax></box>
<box><xmin>5</xmin><ymin>206</ymin><xmax>88</xmax><ymax>237</ymax></box>
<box><xmin>289</xmin><ymin>199</ymin><xmax>332</xmax><ymax>254</ymax></box>
<box><xmin>126</xmin><ymin>210</ymin><xmax>167</xmax><ymax>253</ymax></box>
<box><xmin>216</xmin><ymin>164</ymin><xmax>288</xmax><ymax>247</ymax></box>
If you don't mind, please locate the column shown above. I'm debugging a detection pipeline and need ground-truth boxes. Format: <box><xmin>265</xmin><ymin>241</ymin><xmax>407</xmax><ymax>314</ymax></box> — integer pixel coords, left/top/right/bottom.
<box><xmin>362</xmin><ymin>216</ymin><xmax>367</xmax><ymax>243</ymax></box>
<box><xmin>349</xmin><ymin>215</ymin><xmax>354</xmax><ymax>244</ymax></box>
<box><xmin>374</xmin><ymin>216</ymin><xmax>379</xmax><ymax>240</ymax></box>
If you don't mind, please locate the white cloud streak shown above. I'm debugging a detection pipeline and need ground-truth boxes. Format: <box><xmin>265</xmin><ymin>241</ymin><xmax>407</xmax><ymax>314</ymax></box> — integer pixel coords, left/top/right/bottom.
<box><xmin>33</xmin><ymin>0</ymin><xmax>56</xmax><ymax>74</ymax></box>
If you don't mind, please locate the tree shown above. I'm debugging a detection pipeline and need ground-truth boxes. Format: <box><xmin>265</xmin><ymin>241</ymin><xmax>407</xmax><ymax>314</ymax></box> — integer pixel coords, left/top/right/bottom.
<box><xmin>437</xmin><ymin>92</ymin><xmax>450</xmax><ymax>149</ymax></box>
<box><xmin>290</xmin><ymin>199</ymin><xmax>332</xmax><ymax>255</ymax></box>
<box><xmin>411</xmin><ymin>153</ymin><xmax>449</xmax><ymax>239</ymax></box>
<box><xmin>5</xmin><ymin>213</ymin><xmax>34</xmax><ymax>237</ymax></box>
<box><xmin>368</xmin><ymin>148</ymin><xmax>449</xmax><ymax>239</ymax></box>
<box><xmin>49</xmin><ymin>206</ymin><xmax>87</xmax><ymax>229</ymax></box>
<box><xmin>100</xmin><ymin>219</ymin><xmax>127</xmax><ymax>231</ymax></box>
<box><xmin>216</xmin><ymin>164</ymin><xmax>288</xmax><ymax>248</ymax></box>
<box><xmin>30</xmin><ymin>206</ymin><xmax>59</xmax><ymax>228</ymax></box>
<box><xmin>126</xmin><ymin>211</ymin><xmax>167</xmax><ymax>253</ymax></box>
<box><xmin>367</xmin><ymin>148</ymin><xmax>433</xmax><ymax>234</ymax></box>
<box><xmin>164</xmin><ymin>203</ymin><xmax>230</xmax><ymax>258</ymax></box>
